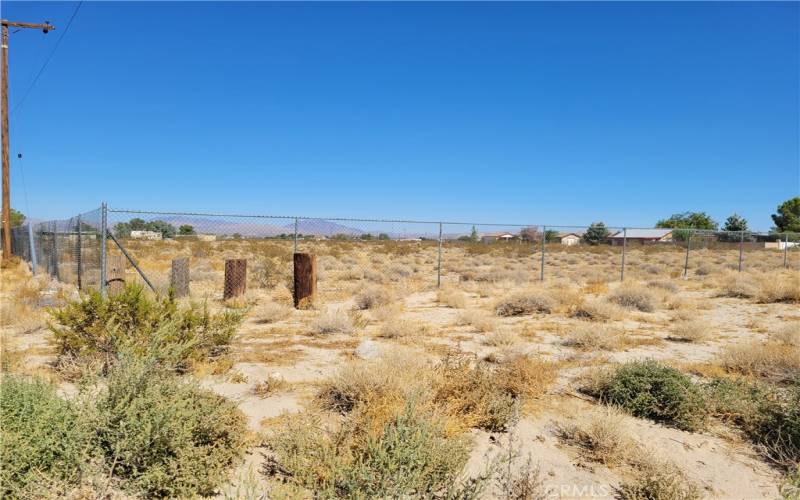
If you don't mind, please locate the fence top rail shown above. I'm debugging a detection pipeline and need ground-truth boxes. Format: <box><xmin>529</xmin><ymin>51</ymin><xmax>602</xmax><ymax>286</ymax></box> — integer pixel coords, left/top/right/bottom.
<box><xmin>104</xmin><ymin>208</ymin><xmax>800</xmax><ymax>236</ymax></box>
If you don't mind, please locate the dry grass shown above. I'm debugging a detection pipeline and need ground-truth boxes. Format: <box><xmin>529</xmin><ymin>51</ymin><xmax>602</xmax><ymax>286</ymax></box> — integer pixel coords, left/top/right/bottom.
<box><xmin>483</xmin><ymin>328</ymin><xmax>521</xmax><ymax>347</ymax></box>
<box><xmin>437</xmin><ymin>287</ymin><xmax>467</xmax><ymax>309</ymax></box>
<box><xmin>563</xmin><ymin>324</ymin><xmax>624</xmax><ymax>351</ymax></box>
<box><xmin>255</xmin><ymin>301</ymin><xmax>292</xmax><ymax>324</ymax></box>
<box><xmin>354</xmin><ymin>285</ymin><xmax>394</xmax><ymax>310</ymax></box>
<box><xmin>620</xmin><ymin>450</ymin><xmax>701</xmax><ymax>500</ymax></box>
<box><xmin>557</xmin><ymin>407</ymin><xmax>630</xmax><ymax>465</ymax></box>
<box><xmin>668</xmin><ymin>319</ymin><xmax>710</xmax><ymax>343</ymax></box>
<box><xmin>495</xmin><ymin>290</ymin><xmax>553</xmax><ymax>316</ymax></box>
<box><xmin>571</xmin><ymin>298</ymin><xmax>623</xmax><ymax>322</ymax></box>
<box><xmin>370</xmin><ymin>303</ymin><xmax>404</xmax><ymax>322</ymax></box>
<box><xmin>252</xmin><ymin>374</ymin><xmax>290</xmax><ymax>398</ymax></box>
<box><xmin>772</xmin><ymin>322</ymin><xmax>800</xmax><ymax>347</ymax></box>
<box><xmin>715</xmin><ymin>271</ymin><xmax>758</xmax><ymax>299</ymax></box>
<box><xmin>755</xmin><ymin>271</ymin><xmax>800</xmax><ymax>303</ymax></box>
<box><xmin>377</xmin><ymin>319</ymin><xmax>423</xmax><ymax>339</ymax></box>
<box><xmin>456</xmin><ymin>309</ymin><xmax>498</xmax><ymax>333</ymax></box>
<box><xmin>609</xmin><ymin>285</ymin><xmax>656</xmax><ymax>312</ymax></box>
<box><xmin>310</xmin><ymin>309</ymin><xmax>355</xmax><ymax>335</ymax></box>
<box><xmin>718</xmin><ymin>341</ymin><xmax>800</xmax><ymax>383</ymax></box>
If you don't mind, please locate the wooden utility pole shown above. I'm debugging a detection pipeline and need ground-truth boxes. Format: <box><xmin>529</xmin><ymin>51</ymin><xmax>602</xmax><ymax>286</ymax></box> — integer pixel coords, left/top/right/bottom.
<box><xmin>1</xmin><ymin>19</ymin><xmax>54</xmax><ymax>261</ymax></box>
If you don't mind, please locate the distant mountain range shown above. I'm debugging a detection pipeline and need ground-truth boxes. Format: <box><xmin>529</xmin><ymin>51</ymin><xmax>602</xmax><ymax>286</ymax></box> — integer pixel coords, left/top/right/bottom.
<box><xmin>146</xmin><ymin>215</ymin><xmax>366</xmax><ymax>238</ymax></box>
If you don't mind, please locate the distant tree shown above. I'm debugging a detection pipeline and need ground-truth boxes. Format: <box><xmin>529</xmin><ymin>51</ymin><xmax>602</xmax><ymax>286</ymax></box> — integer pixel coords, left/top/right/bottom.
<box><xmin>10</xmin><ymin>208</ymin><xmax>25</xmax><ymax>227</ymax></box>
<box><xmin>378</xmin><ymin>233</ymin><xmax>390</xmax><ymax>240</ymax></box>
<box><xmin>771</xmin><ymin>197</ymin><xmax>800</xmax><ymax>233</ymax></box>
<box><xmin>360</xmin><ymin>233</ymin><xmax>373</xmax><ymax>240</ymax></box>
<box><xmin>545</xmin><ymin>229</ymin><xmax>561</xmax><ymax>243</ymax></box>
<box><xmin>178</xmin><ymin>224</ymin><xmax>196</xmax><ymax>236</ymax></box>
<box><xmin>113</xmin><ymin>222</ymin><xmax>132</xmax><ymax>238</ymax></box>
<box><xmin>331</xmin><ymin>233</ymin><xmax>350</xmax><ymax>240</ymax></box>
<box><xmin>457</xmin><ymin>235</ymin><xmax>472</xmax><ymax>242</ymax></box>
<box><xmin>722</xmin><ymin>214</ymin><xmax>748</xmax><ymax>232</ymax></box>
<box><xmin>128</xmin><ymin>218</ymin><xmax>148</xmax><ymax>231</ymax></box>
<box><xmin>469</xmin><ymin>226</ymin><xmax>479</xmax><ymax>242</ymax></box>
<box><xmin>656</xmin><ymin>212</ymin><xmax>718</xmax><ymax>230</ymax></box>
<box><xmin>232</xmin><ymin>233</ymin><xmax>242</xmax><ymax>240</ymax></box>
<box><xmin>519</xmin><ymin>227</ymin><xmax>539</xmax><ymax>243</ymax></box>
<box><xmin>148</xmin><ymin>220</ymin><xmax>176</xmax><ymax>239</ymax></box>
<box><xmin>582</xmin><ymin>222</ymin><xmax>610</xmax><ymax>245</ymax></box>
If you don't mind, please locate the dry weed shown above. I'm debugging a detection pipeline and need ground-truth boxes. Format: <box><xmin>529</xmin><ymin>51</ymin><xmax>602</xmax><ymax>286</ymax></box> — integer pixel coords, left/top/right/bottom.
<box><xmin>668</xmin><ymin>319</ymin><xmax>710</xmax><ymax>343</ymax></box>
<box><xmin>252</xmin><ymin>374</ymin><xmax>289</xmax><ymax>397</ymax></box>
<box><xmin>557</xmin><ymin>407</ymin><xmax>629</xmax><ymax>465</ymax></box>
<box><xmin>609</xmin><ymin>285</ymin><xmax>656</xmax><ymax>313</ymax></box>
<box><xmin>437</xmin><ymin>287</ymin><xmax>467</xmax><ymax>309</ymax></box>
<box><xmin>457</xmin><ymin>309</ymin><xmax>498</xmax><ymax>333</ymax></box>
<box><xmin>563</xmin><ymin>324</ymin><xmax>623</xmax><ymax>351</ymax></box>
<box><xmin>311</xmin><ymin>309</ymin><xmax>355</xmax><ymax>335</ymax></box>
<box><xmin>495</xmin><ymin>290</ymin><xmax>553</xmax><ymax>316</ymax></box>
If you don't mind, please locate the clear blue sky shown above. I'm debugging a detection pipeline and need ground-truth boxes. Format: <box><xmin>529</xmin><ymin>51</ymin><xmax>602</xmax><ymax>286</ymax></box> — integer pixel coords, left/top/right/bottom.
<box><xmin>3</xmin><ymin>1</ymin><xmax>798</xmax><ymax>230</ymax></box>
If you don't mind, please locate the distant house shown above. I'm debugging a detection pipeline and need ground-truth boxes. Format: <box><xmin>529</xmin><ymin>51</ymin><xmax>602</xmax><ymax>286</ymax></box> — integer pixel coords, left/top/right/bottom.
<box><xmin>608</xmin><ymin>229</ymin><xmax>673</xmax><ymax>246</ymax></box>
<box><xmin>481</xmin><ymin>232</ymin><xmax>516</xmax><ymax>243</ymax></box>
<box><xmin>130</xmin><ymin>230</ymin><xmax>162</xmax><ymax>241</ymax></box>
<box><xmin>559</xmin><ymin>233</ymin><xmax>581</xmax><ymax>246</ymax></box>
<box><xmin>196</xmin><ymin>234</ymin><xmax>217</xmax><ymax>242</ymax></box>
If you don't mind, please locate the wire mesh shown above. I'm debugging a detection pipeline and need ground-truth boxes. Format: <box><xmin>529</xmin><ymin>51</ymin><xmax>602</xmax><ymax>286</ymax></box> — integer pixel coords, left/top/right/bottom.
<box><xmin>8</xmin><ymin>207</ymin><xmax>799</xmax><ymax>301</ymax></box>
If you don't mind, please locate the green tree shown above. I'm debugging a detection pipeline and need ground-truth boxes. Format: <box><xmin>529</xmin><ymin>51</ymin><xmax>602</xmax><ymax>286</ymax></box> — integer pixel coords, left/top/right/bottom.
<box><xmin>722</xmin><ymin>214</ymin><xmax>748</xmax><ymax>232</ymax></box>
<box><xmin>469</xmin><ymin>226</ymin><xmax>478</xmax><ymax>242</ymax></box>
<box><xmin>10</xmin><ymin>209</ymin><xmax>25</xmax><ymax>227</ymax></box>
<box><xmin>582</xmin><ymin>222</ymin><xmax>609</xmax><ymax>245</ymax></box>
<box><xmin>545</xmin><ymin>229</ymin><xmax>561</xmax><ymax>243</ymax></box>
<box><xmin>147</xmin><ymin>220</ymin><xmax>176</xmax><ymax>239</ymax></box>
<box><xmin>771</xmin><ymin>197</ymin><xmax>800</xmax><ymax>233</ymax></box>
<box><xmin>178</xmin><ymin>225</ymin><xmax>196</xmax><ymax>236</ymax></box>
<box><xmin>656</xmin><ymin>212</ymin><xmax>718</xmax><ymax>230</ymax></box>
<box><xmin>378</xmin><ymin>233</ymin><xmax>390</xmax><ymax>240</ymax></box>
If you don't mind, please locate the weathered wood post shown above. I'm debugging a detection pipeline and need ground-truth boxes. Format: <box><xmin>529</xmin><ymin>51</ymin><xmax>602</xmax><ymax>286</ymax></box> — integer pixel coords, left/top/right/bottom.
<box><xmin>171</xmin><ymin>257</ymin><xmax>190</xmax><ymax>298</ymax></box>
<box><xmin>293</xmin><ymin>253</ymin><xmax>316</xmax><ymax>308</ymax></box>
<box><xmin>223</xmin><ymin>259</ymin><xmax>247</xmax><ymax>300</ymax></box>
<box><xmin>107</xmin><ymin>255</ymin><xmax>125</xmax><ymax>296</ymax></box>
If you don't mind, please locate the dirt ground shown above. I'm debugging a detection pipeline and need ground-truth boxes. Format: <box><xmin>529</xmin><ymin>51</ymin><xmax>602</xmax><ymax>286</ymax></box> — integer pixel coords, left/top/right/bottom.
<box><xmin>2</xmin><ymin>241</ymin><xmax>798</xmax><ymax>499</ymax></box>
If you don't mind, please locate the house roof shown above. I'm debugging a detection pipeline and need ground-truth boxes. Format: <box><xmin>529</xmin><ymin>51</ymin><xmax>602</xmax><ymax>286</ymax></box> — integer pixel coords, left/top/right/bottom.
<box><xmin>559</xmin><ymin>232</ymin><xmax>581</xmax><ymax>238</ymax></box>
<box><xmin>609</xmin><ymin>228</ymin><xmax>673</xmax><ymax>239</ymax></box>
<box><xmin>481</xmin><ymin>231</ymin><xmax>515</xmax><ymax>238</ymax></box>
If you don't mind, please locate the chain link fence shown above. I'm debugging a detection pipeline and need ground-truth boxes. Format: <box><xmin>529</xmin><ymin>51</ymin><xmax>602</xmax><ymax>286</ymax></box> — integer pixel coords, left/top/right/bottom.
<box><xmin>8</xmin><ymin>205</ymin><xmax>800</xmax><ymax>299</ymax></box>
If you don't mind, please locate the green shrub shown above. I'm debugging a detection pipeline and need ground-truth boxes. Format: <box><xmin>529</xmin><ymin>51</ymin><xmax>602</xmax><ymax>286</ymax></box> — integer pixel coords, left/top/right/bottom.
<box><xmin>266</xmin><ymin>398</ymin><xmax>472</xmax><ymax>498</ymax></box>
<box><xmin>94</xmin><ymin>354</ymin><xmax>248</xmax><ymax>497</ymax></box>
<box><xmin>590</xmin><ymin>360</ymin><xmax>706</xmax><ymax>431</ymax></box>
<box><xmin>0</xmin><ymin>375</ymin><xmax>94</xmax><ymax>498</ymax></box>
<box><xmin>49</xmin><ymin>284</ymin><xmax>242</xmax><ymax>368</ymax></box>
<box><xmin>704</xmin><ymin>378</ymin><xmax>800</xmax><ymax>470</ymax></box>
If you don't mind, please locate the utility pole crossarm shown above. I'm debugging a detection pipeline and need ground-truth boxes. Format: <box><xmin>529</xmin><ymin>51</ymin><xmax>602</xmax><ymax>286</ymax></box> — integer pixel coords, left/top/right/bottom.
<box><xmin>1</xmin><ymin>20</ymin><xmax>55</xmax><ymax>32</ymax></box>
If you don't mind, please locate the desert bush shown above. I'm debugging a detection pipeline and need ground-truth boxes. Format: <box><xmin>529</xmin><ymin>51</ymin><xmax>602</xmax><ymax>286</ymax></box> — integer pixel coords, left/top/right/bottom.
<box><xmin>647</xmin><ymin>280</ymin><xmax>679</xmax><ymax>293</ymax></box>
<box><xmin>256</xmin><ymin>301</ymin><xmax>291</xmax><ymax>324</ymax></box>
<box><xmin>756</xmin><ymin>273</ymin><xmax>800</xmax><ymax>304</ymax></box>
<box><xmin>378</xmin><ymin>319</ymin><xmax>421</xmax><ymax>339</ymax></box>
<box><xmin>557</xmin><ymin>408</ymin><xmax>629</xmax><ymax>465</ymax></box>
<box><xmin>457</xmin><ymin>309</ymin><xmax>498</xmax><ymax>332</ymax></box>
<box><xmin>0</xmin><ymin>375</ymin><xmax>94</xmax><ymax>498</ymax></box>
<box><xmin>715</xmin><ymin>272</ymin><xmax>758</xmax><ymax>299</ymax></box>
<box><xmin>49</xmin><ymin>284</ymin><xmax>242</xmax><ymax>368</ymax></box>
<box><xmin>252</xmin><ymin>374</ymin><xmax>289</xmax><ymax>398</ymax></box>
<box><xmin>719</xmin><ymin>341</ymin><xmax>799</xmax><ymax>384</ymax></box>
<box><xmin>668</xmin><ymin>319</ymin><xmax>710</xmax><ymax>343</ymax></box>
<box><xmin>265</xmin><ymin>399</ymin><xmax>472</xmax><ymax>498</ymax></box>
<box><xmin>586</xmin><ymin>360</ymin><xmax>706</xmax><ymax>431</ymax></box>
<box><xmin>620</xmin><ymin>453</ymin><xmax>701</xmax><ymax>500</ymax></box>
<box><xmin>571</xmin><ymin>298</ymin><xmax>622</xmax><ymax>322</ymax></box>
<box><xmin>311</xmin><ymin>309</ymin><xmax>355</xmax><ymax>334</ymax></box>
<box><xmin>563</xmin><ymin>324</ymin><xmax>623</xmax><ymax>351</ymax></box>
<box><xmin>495</xmin><ymin>290</ymin><xmax>553</xmax><ymax>316</ymax></box>
<box><xmin>609</xmin><ymin>285</ymin><xmax>656</xmax><ymax>313</ymax></box>
<box><xmin>94</xmin><ymin>354</ymin><xmax>248</xmax><ymax>497</ymax></box>
<box><xmin>354</xmin><ymin>285</ymin><xmax>394</xmax><ymax>310</ymax></box>
<box><xmin>437</xmin><ymin>287</ymin><xmax>467</xmax><ymax>309</ymax></box>
<box><xmin>483</xmin><ymin>328</ymin><xmax>521</xmax><ymax>347</ymax></box>
<box><xmin>773</xmin><ymin>322</ymin><xmax>800</xmax><ymax>347</ymax></box>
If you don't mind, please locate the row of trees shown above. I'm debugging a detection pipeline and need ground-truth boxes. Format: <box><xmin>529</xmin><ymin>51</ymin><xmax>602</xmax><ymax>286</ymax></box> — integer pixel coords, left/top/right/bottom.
<box><xmin>113</xmin><ymin>218</ymin><xmax>196</xmax><ymax>239</ymax></box>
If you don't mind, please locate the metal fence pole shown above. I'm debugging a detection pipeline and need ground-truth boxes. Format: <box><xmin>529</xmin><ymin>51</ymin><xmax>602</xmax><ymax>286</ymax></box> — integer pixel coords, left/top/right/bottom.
<box><xmin>293</xmin><ymin>217</ymin><xmax>299</xmax><ymax>253</ymax></box>
<box><xmin>785</xmin><ymin>233</ymin><xmax>790</xmax><ymax>268</ymax></box>
<box><xmin>100</xmin><ymin>202</ymin><xmax>108</xmax><ymax>297</ymax></box>
<box><xmin>540</xmin><ymin>225</ymin><xmax>546</xmax><ymax>281</ymax></box>
<box><xmin>683</xmin><ymin>229</ymin><xmax>691</xmax><ymax>278</ymax></box>
<box><xmin>76</xmin><ymin>215</ymin><xmax>82</xmax><ymax>290</ymax></box>
<box><xmin>620</xmin><ymin>227</ymin><xmax>627</xmax><ymax>282</ymax></box>
<box><xmin>436</xmin><ymin>222</ymin><xmax>443</xmax><ymax>288</ymax></box>
<box><xmin>52</xmin><ymin>221</ymin><xmax>60</xmax><ymax>281</ymax></box>
<box><xmin>738</xmin><ymin>230</ymin><xmax>744</xmax><ymax>272</ymax></box>
<box><xmin>27</xmin><ymin>222</ymin><xmax>37</xmax><ymax>275</ymax></box>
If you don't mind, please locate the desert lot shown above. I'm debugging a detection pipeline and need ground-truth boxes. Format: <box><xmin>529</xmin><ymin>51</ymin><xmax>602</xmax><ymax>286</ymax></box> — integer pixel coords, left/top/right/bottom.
<box><xmin>2</xmin><ymin>240</ymin><xmax>799</xmax><ymax>499</ymax></box>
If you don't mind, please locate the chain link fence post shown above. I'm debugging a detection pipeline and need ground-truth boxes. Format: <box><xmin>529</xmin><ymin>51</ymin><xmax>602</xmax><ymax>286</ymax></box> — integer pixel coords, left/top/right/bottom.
<box><xmin>27</xmin><ymin>221</ymin><xmax>37</xmax><ymax>275</ymax></box>
<box><xmin>76</xmin><ymin>215</ymin><xmax>82</xmax><ymax>290</ymax></box>
<box><xmin>293</xmin><ymin>217</ymin><xmax>299</xmax><ymax>253</ymax></box>
<box><xmin>683</xmin><ymin>229</ymin><xmax>692</xmax><ymax>278</ymax></box>
<box><xmin>52</xmin><ymin>221</ymin><xmax>60</xmax><ymax>281</ymax></box>
<box><xmin>620</xmin><ymin>227</ymin><xmax>627</xmax><ymax>282</ymax></box>
<box><xmin>738</xmin><ymin>230</ymin><xmax>744</xmax><ymax>272</ymax></box>
<box><xmin>540</xmin><ymin>225</ymin><xmax>546</xmax><ymax>281</ymax></box>
<box><xmin>436</xmin><ymin>222</ymin><xmax>443</xmax><ymax>288</ymax></box>
<box><xmin>100</xmin><ymin>202</ymin><xmax>108</xmax><ymax>297</ymax></box>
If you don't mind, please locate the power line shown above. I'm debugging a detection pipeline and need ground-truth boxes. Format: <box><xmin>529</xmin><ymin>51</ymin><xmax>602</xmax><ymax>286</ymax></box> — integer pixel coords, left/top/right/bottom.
<box><xmin>10</xmin><ymin>1</ymin><xmax>83</xmax><ymax>116</ymax></box>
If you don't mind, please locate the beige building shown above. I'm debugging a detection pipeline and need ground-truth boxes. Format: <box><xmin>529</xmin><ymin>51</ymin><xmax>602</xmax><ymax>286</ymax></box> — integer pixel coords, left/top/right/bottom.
<box><xmin>560</xmin><ymin>233</ymin><xmax>581</xmax><ymax>246</ymax></box>
<box><xmin>130</xmin><ymin>230</ymin><xmax>162</xmax><ymax>240</ymax></box>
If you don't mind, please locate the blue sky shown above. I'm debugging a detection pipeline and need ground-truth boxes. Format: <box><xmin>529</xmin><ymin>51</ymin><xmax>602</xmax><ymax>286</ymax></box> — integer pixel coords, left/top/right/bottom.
<box><xmin>3</xmin><ymin>1</ymin><xmax>798</xmax><ymax>230</ymax></box>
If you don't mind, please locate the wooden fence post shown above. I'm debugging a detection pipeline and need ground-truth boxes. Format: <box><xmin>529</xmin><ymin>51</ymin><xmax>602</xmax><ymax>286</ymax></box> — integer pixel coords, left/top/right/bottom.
<box><xmin>223</xmin><ymin>259</ymin><xmax>247</xmax><ymax>300</ymax></box>
<box><xmin>293</xmin><ymin>253</ymin><xmax>316</xmax><ymax>308</ymax></box>
<box><xmin>107</xmin><ymin>255</ymin><xmax>125</xmax><ymax>296</ymax></box>
<box><xmin>171</xmin><ymin>257</ymin><xmax>190</xmax><ymax>298</ymax></box>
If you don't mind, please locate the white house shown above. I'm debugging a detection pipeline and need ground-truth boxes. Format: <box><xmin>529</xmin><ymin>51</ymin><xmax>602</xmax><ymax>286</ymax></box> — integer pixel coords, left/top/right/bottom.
<box><xmin>481</xmin><ymin>232</ymin><xmax>516</xmax><ymax>243</ymax></box>
<box><xmin>130</xmin><ymin>230</ymin><xmax>162</xmax><ymax>241</ymax></box>
<box><xmin>560</xmin><ymin>233</ymin><xmax>581</xmax><ymax>246</ymax></box>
